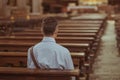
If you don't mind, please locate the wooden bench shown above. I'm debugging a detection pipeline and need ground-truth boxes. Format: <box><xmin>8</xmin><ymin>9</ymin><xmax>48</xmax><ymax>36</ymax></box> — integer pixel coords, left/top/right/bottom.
<box><xmin>12</xmin><ymin>27</ymin><xmax>101</xmax><ymax>45</ymax></box>
<box><xmin>11</xmin><ymin>27</ymin><xmax>102</xmax><ymax>42</ymax></box>
<box><xmin>20</xmin><ymin>29</ymin><xmax>102</xmax><ymax>39</ymax></box>
<box><xmin>58</xmin><ymin>26</ymin><xmax>102</xmax><ymax>36</ymax></box>
<box><xmin>59</xmin><ymin>23</ymin><xmax>101</xmax><ymax>27</ymax></box>
<box><xmin>12</xmin><ymin>33</ymin><xmax>97</xmax><ymax>38</ymax></box>
<box><xmin>0</xmin><ymin>18</ymin><xmax>105</xmax><ymax>80</ymax></box>
<box><xmin>0</xmin><ymin>36</ymin><xmax>96</xmax><ymax>64</ymax></box>
<box><xmin>0</xmin><ymin>36</ymin><xmax>95</xmax><ymax>45</ymax></box>
<box><xmin>0</xmin><ymin>34</ymin><xmax>99</xmax><ymax>62</ymax></box>
<box><xmin>0</xmin><ymin>51</ymin><xmax>88</xmax><ymax>79</ymax></box>
<box><xmin>0</xmin><ymin>52</ymin><xmax>85</xmax><ymax>68</ymax></box>
<box><xmin>59</xmin><ymin>20</ymin><xmax>103</xmax><ymax>24</ymax></box>
<box><xmin>58</xmin><ymin>22</ymin><xmax>103</xmax><ymax>30</ymax></box>
<box><xmin>59</xmin><ymin>27</ymin><xmax>100</xmax><ymax>30</ymax></box>
<box><xmin>0</xmin><ymin>40</ymin><xmax>91</xmax><ymax>65</ymax></box>
<box><xmin>0</xmin><ymin>67</ymin><xmax>80</xmax><ymax>80</ymax></box>
<box><xmin>23</xmin><ymin>29</ymin><xmax>98</xmax><ymax>33</ymax></box>
<box><xmin>0</xmin><ymin>41</ymin><xmax>92</xmax><ymax>72</ymax></box>
<box><xmin>0</xmin><ymin>20</ymin><xmax>13</xmax><ymax>36</ymax></box>
<box><xmin>0</xmin><ymin>36</ymin><xmax>99</xmax><ymax>53</ymax></box>
<box><xmin>0</xmin><ymin>36</ymin><xmax>96</xmax><ymax>52</ymax></box>
<box><xmin>115</xmin><ymin>19</ymin><xmax>120</xmax><ymax>55</ymax></box>
<box><xmin>12</xmin><ymin>24</ymin><xmax>101</xmax><ymax>46</ymax></box>
<box><xmin>70</xmin><ymin>13</ymin><xmax>106</xmax><ymax>19</ymax></box>
<box><xmin>0</xmin><ymin>42</ymin><xmax>90</xmax><ymax>52</ymax></box>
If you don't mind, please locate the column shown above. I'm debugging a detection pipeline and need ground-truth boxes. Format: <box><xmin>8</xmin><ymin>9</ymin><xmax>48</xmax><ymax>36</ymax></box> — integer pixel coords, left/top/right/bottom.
<box><xmin>0</xmin><ymin>0</ymin><xmax>3</xmax><ymax>16</ymax></box>
<box><xmin>0</xmin><ymin>0</ymin><xmax>2</xmax><ymax>8</ymax></box>
<box><xmin>17</xmin><ymin>0</ymin><xmax>27</xmax><ymax>8</ymax></box>
<box><xmin>32</xmin><ymin>0</ymin><xmax>43</xmax><ymax>15</ymax></box>
<box><xmin>0</xmin><ymin>0</ymin><xmax>7</xmax><ymax>16</ymax></box>
<box><xmin>17</xmin><ymin>0</ymin><xmax>30</xmax><ymax>13</ymax></box>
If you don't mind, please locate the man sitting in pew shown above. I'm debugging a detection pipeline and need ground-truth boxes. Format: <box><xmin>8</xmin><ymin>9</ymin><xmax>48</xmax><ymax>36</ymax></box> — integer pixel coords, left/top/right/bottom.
<box><xmin>27</xmin><ymin>17</ymin><xmax>74</xmax><ymax>69</ymax></box>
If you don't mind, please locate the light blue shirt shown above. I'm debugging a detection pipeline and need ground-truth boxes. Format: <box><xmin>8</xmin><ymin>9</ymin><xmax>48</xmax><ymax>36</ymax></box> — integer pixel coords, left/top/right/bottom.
<box><xmin>27</xmin><ymin>37</ymin><xmax>74</xmax><ymax>69</ymax></box>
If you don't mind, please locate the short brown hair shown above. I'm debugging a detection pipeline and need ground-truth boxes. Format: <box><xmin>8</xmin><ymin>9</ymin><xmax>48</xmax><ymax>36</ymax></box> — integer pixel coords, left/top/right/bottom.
<box><xmin>41</xmin><ymin>17</ymin><xmax>58</xmax><ymax>36</ymax></box>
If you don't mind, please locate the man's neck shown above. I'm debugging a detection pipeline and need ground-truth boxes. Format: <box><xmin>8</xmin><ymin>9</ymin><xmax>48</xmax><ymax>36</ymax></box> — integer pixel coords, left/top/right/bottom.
<box><xmin>44</xmin><ymin>35</ymin><xmax>55</xmax><ymax>38</ymax></box>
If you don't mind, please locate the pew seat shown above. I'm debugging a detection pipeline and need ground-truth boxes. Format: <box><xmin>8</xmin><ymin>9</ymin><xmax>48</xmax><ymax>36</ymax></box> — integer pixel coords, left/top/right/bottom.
<box><xmin>0</xmin><ymin>67</ymin><xmax>80</xmax><ymax>80</ymax></box>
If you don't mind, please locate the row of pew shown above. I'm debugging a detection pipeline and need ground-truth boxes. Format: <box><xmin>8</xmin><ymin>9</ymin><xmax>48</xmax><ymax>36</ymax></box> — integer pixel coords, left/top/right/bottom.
<box><xmin>0</xmin><ymin>18</ymin><xmax>42</xmax><ymax>36</ymax></box>
<box><xmin>0</xmin><ymin>14</ymin><xmax>107</xmax><ymax>80</ymax></box>
<box><xmin>115</xmin><ymin>16</ymin><xmax>120</xmax><ymax>55</ymax></box>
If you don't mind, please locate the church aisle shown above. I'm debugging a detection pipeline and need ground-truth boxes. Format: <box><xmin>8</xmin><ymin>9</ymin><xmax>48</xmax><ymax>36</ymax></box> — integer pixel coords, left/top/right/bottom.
<box><xmin>90</xmin><ymin>20</ymin><xmax>120</xmax><ymax>80</ymax></box>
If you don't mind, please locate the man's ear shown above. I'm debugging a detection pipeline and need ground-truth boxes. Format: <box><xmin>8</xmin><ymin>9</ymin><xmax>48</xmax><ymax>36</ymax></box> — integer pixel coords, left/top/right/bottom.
<box><xmin>55</xmin><ymin>26</ymin><xmax>59</xmax><ymax>33</ymax></box>
<box><xmin>41</xmin><ymin>27</ymin><xmax>44</xmax><ymax>34</ymax></box>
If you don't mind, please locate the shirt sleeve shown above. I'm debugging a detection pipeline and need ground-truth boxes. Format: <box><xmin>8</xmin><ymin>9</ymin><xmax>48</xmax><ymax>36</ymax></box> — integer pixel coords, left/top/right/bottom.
<box><xmin>64</xmin><ymin>50</ymin><xmax>74</xmax><ymax>69</ymax></box>
<box><xmin>27</xmin><ymin>47</ymin><xmax>32</xmax><ymax>68</ymax></box>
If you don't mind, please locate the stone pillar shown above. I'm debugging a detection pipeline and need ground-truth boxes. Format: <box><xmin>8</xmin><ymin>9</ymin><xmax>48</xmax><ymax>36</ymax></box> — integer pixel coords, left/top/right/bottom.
<box><xmin>32</xmin><ymin>0</ymin><xmax>43</xmax><ymax>15</ymax></box>
<box><xmin>17</xmin><ymin>0</ymin><xmax>27</xmax><ymax>8</ymax></box>
<box><xmin>0</xmin><ymin>0</ymin><xmax>3</xmax><ymax>8</ymax></box>
<box><xmin>16</xmin><ymin>0</ymin><xmax>31</xmax><ymax>13</ymax></box>
<box><xmin>0</xmin><ymin>0</ymin><xmax>3</xmax><ymax>16</ymax></box>
<box><xmin>0</xmin><ymin>0</ymin><xmax>7</xmax><ymax>16</ymax></box>
<box><xmin>39</xmin><ymin>0</ymin><xmax>43</xmax><ymax>15</ymax></box>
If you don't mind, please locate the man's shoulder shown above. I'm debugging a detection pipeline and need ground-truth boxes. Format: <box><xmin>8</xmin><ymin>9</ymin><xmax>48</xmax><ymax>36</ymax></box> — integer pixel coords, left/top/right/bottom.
<box><xmin>56</xmin><ymin>43</ymin><xmax>69</xmax><ymax>52</ymax></box>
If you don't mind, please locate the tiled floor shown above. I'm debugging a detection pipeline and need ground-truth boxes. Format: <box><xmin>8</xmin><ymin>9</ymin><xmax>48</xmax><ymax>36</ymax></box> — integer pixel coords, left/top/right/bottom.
<box><xmin>90</xmin><ymin>21</ymin><xmax>120</xmax><ymax>80</ymax></box>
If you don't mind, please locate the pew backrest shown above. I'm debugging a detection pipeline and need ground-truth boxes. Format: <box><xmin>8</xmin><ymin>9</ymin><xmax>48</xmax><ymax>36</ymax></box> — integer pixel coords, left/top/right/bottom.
<box><xmin>0</xmin><ymin>52</ymin><xmax>85</xmax><ymax>68</ymax></box>
<box><xmin>0</xmin><ymin>67</ymin><xmax>80</xmax><ymax>80</ymax></box>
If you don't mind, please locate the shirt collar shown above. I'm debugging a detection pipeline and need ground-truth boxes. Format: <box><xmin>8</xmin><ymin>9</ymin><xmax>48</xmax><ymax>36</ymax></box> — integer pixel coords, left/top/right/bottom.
<box><xmin>42</xmin><ymin>37</ymin><xmax>56</xmax><ymax>43</ymax></box>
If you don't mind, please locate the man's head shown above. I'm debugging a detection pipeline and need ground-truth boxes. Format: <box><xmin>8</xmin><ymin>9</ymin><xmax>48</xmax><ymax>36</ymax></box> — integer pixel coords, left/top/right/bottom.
<box><xmin>41</xmin><ymin>17</ymin><xmax>58</xmax><ymax>37</ymax></box>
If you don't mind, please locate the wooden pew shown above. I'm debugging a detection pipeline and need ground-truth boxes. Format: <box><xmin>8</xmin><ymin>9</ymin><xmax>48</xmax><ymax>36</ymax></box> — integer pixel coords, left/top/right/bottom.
<box><xmin>59</xmin><ymin>20</ymin><xmax>103</xmax><ymax>24</ymax></box>
<box><xmin>0</xmin><ymin>24</ymin><xmax>102</xmax><ymax>36</ymax></box>
<box><xmin>0</xmin><ymin>52</ymin><xmax>85</xmax><ymax>68</ymax></box>
<box><xmin>0</xmin><ymin>36</ymin><xmax>95</xmax><ymax>67</ymax></box>
<box><xmin>70</xmin><ymin>13</ymin><xmax>106</xmax><ymax>20</ymax></box>
<box><xmin>0</xmin><ymin>20</ymin><xmax>13</xmax><ymax>36</ymax></box>
<box><xmin>0</xmin><ymin>50</ymin><xmax>88</xmax><ymax>79</ymax></box>
<box><xmin>58</xmin><ymin>23</ymin><xmax>102</xmax><ymax>32</ymax></box>
<box><xmin>0</xmin><ymin>41</ymin><xmax>92</xmax><ymax>72</ymax></box>
<box><xmin>115</xmin><ymin>19</ymin><xmax>120</xmax><ymax>55</ymax></box>
<box><xmin>0</xmin><ymin>36</ymin><xmax>96</xmax><ymax>52</ymax></box>
<box><xmin>23</xmin><ymin>29</ymin><xmax>98</xmax><ymax>33</ymax></box>
<box><xmin>11</xmin><ymin>28</ymin><xmax>101</xmax><ymax>47</ymax></box>
<box><xmin>0</xmin><ymin>67</ymin><xmax>80</xmax><ymax>80</ymax></box>
<box><xmin>12</xmin><ymin>33</ymin><xmax>97</xmax><ymax>38</ymax></box>
<box><xmin>11</xmin><ymin>23</ymin><xmax>101</xmax><ymax>50</ymax></box>
<box><xmin>0</xmin><ymin>14</ymin><xmax>105</xmax><ymax>37</ymax></box>
<box><xmin>0</xmin><ymin>24</ymin><xmax>102</xmax><ymax>60</ymax></box>
<box><xmin>59</xmin><ymin>27</ymin><xmax>100</xmax><ymax>30</ymax></box>
<box><xmin>11</xmin><ymin>27</ymin><xmax>102</xmax><ymax>42</ymax></box>
<box><xmin>11</xmin><ymin>23</ymin><xmax>101</xmax><ymax>45</ymax></box>
<box><xmin>0</xmin><ymin>35</ymin><xmax>100</xmax><ymax>56</ymax></box>
<box><xmin>58</xmin><ymin>19</ymin><xmax>104</xmax><ymax>28</ymax></box>
<box><xmin>59</xmin><ymin>23</ymin><xmax>101</xmax><ymax>27</ymax></box>
<box><xmin>58</xmin><ymin>25</ymin><xmax>102</xmax><ymax>36</ymax></box>
<box><xmin>0</xmin><ymin>40</ymin><xmax>91</xmax><ymax>66</ymax></box>
<box><xmin>0</xmin><ymin>17</ymin><xmax>105</xmax><ymax>80</ymax></box>
<box><xmin>0</xmin><ymin>36</ymin><xmax>95</xmax><ymax>44</ymax></box>
<box><xmin>0</xmin><ymin>42</ymin><xmax>90</xmax><ymax>52</ymax></box>
<box><xmin>0</xmin><ymin>36</ymin><xmax>97</xmax><ymax>54</ymax></box>
<box><xmin>20</xmin><ymin>29</ymin><xmax>102</xmax><ymax>39</ymax></box>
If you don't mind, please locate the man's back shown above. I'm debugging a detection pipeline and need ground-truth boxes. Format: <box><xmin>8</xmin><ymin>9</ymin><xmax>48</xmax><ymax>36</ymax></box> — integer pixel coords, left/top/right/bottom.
<box><xmin>27</xmin><ymin>37</ymin><xmax>74</xmax><ymax>69</ymax></box>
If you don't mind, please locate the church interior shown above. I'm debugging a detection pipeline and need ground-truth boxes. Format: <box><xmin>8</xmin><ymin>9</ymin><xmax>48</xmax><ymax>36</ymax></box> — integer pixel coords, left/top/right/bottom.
<box><xmin>0</xmin><ymin>0</ymin><xmax>120</xmax><ymax>80</ymax></box>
